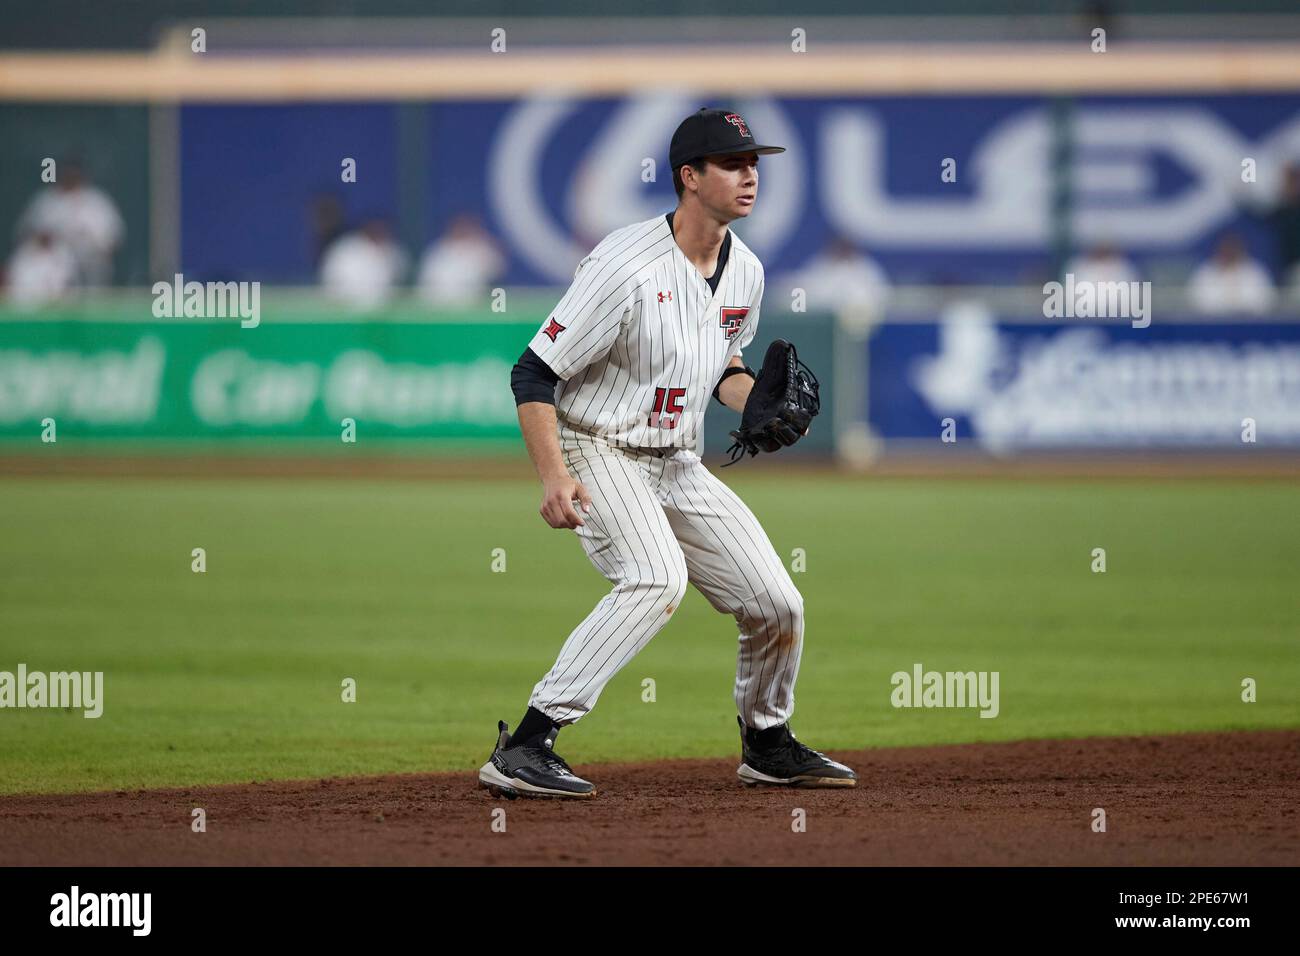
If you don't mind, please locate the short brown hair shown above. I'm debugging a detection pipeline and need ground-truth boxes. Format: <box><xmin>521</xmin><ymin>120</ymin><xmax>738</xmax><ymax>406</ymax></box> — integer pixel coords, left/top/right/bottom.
<box><xmin>672</xmin><ymin>160</ymin><xmax>706</xmax><ymax>199</ymax></box>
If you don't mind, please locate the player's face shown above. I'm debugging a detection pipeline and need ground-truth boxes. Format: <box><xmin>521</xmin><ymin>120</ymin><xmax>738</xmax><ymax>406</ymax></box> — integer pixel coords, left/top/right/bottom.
<box><xmin>698</xmin><ymin>152</ymin><xmax>759</xmax><ymax>220</ymax></box>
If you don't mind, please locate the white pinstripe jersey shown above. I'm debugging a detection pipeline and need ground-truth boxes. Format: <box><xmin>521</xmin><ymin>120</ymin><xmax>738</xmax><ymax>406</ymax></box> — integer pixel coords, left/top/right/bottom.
<box><xmin>528</xmin><ymin>213</ymin><xmax>764</xmax><ymax>451</ymax></box>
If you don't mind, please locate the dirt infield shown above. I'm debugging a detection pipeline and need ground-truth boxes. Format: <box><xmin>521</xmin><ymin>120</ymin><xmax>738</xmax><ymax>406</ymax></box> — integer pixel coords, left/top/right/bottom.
<box><xmin>2</xmin><ymin>730</ymin><xmax>1295</xmax><ymax>866</ymax></box>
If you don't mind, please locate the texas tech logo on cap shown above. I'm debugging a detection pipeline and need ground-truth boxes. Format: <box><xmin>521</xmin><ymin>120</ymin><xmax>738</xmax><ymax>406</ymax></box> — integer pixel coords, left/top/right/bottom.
<box><xmin>724</xmin><ymin>113</ymin><xmax>750</xmax><ymax>138</ymax></box>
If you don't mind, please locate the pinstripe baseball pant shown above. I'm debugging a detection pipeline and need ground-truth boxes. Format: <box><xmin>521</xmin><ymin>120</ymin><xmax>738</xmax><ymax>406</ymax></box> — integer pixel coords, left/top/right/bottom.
<box><xmin>529</xmin><ymin>424</ymin><xmax>804</xmax><ymax>731</ymax></box>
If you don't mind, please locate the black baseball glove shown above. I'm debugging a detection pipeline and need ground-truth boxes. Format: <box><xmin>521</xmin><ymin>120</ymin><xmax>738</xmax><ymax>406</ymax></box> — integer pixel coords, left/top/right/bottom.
<box><xmin>722</xmin><ymin>339</ymin><xmax>821</xmax><ymax>466</ymax></box>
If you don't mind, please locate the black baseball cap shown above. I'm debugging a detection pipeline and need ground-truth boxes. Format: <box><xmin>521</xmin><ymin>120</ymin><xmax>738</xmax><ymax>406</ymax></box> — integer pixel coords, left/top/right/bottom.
<box><xmin>669</xmin><ymin>107</ymin><xmax>786</xmax><ymax>171</ymax></box>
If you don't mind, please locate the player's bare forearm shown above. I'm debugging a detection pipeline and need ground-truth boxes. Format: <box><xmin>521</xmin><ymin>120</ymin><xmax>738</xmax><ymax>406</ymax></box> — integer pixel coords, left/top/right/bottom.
<box><xmin>517</xmin><ymin>401</ymin><xmax>568</xmax><ymax>482</ymax></box>
<box><xmin>517</xmin><ymin>401</ymin><xmax>592</xmax><ymax>529</ymax></box>
<box><xmin>718</xmin><ymin>355</ymin><xmax>754</xmax><ymax>413</ymax></box>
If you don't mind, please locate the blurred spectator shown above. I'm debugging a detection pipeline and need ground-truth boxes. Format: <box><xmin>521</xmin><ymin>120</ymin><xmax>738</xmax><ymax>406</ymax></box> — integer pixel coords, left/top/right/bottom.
<box><xmin>5</xmin><ymin>231</ymin><xmax>78</xmax><ymax>306</ymax></box>
<box><xmin>789</xmin><ymin>236</ymin><xmax>890</xmax><ymax>313</ymax></box>
<box><xmin>1235</xmin><ymin>160</ymin><xmax>1300</xmax><ymax>288</ymax></box>
<box><xmin>15</xmin><ymin>159</ymin><xmax>124</xmax><ymax>288</ymax></box>
<box><xmin>1065</xmin><ymin>242</ymin><xmax>1139</xmax><ymax>285</ymax></box>
<box><xmin>319</xmin><ymin>218</ymin><xmax>408</xmax><ymax>310</ymax></box>
<box><xmin>417</xmin><ymin>213</ymin><xmax>506</xmax><ymax>306</ymax></box>
<box><xmin>1264</xmin><ymin>163</ymin><xmax>1300</xmax><ymax>286</ymax></box>
<box><xmin>309</xmin><ymin>193</ymin><xmax>348</xmax><ymax>269</ymax></box>
<box><xmin>1188</xmin><ymin>233</ymin><xmax>1276</xmax><ymax>314</ymax></box>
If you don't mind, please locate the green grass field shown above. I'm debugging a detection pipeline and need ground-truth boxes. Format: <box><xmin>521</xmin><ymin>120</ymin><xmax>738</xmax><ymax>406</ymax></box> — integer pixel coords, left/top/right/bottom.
<box><xmin>1</xmin><ymin>475</ymin><xmax>1297</xmax><ymax>795</ymax></box>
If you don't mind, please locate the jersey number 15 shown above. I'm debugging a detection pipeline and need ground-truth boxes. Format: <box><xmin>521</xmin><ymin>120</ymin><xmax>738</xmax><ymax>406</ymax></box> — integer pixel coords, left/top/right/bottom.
<box><xmin>649</xmin><ymin>387</ymin><xmax>687</xmax><ymax>430</ymax></box>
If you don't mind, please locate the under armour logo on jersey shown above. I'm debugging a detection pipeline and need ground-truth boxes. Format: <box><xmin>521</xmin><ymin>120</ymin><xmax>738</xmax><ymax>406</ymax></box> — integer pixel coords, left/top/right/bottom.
<box><xmin>724</xmin><ymin>113</ymin><xmax>750</xmax><ymax>138</ymax></box>
<box><xmin>657</xmin><ymin>290</ymin><xmax>673</xmax><ymax>303</ymax></box>
<box><xmin>542</xmin><ymin>317</ymin><xmax>566</xmax><ymax>342</ymax></box>
<box><xmin>719</xmin><ymin>306</ymin><xmax>749</xmax><ymax>340</ymax></box>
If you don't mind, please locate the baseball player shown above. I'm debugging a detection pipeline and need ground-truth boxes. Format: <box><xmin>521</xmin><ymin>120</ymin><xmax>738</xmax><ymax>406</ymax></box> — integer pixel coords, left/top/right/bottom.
<box><xmin>479</xmin><ymin>108</ymin><xmax>856</xmax><ymax>798</ymax></box>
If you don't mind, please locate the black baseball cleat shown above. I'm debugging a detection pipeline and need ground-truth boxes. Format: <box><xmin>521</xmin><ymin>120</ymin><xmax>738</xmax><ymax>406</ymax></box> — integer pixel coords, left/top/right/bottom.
<box><xmin>736</xmin><ymin>716</ymin><xmax>857</xmax><ymax>788</ymax></box>
<box><xmin>478</xmin><ymin>720</ymin><xmax>596</xmax><ymax>799</ymax></box>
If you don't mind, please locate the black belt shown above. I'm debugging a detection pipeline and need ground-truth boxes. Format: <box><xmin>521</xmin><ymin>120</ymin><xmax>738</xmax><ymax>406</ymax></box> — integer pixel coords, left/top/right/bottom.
<box><xmin>627</xmin><ymin>445</ymin><xmax>678</xmax><ymax>458</ymax></box>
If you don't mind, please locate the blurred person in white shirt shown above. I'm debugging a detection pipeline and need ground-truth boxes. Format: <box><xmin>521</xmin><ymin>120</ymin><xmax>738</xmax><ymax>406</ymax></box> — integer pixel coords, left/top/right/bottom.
<box><xmin>1064</xmin><ymin>242</ymin><xmax>1139</xmax><ymax>286</ymax></box>
<box><xmin>788</xmin><ymin>236</ymin><xmax>890</xmax><ymax>315</ymax></box>
<box><xmin>16</xmin><ymin>159</ymin><xmax>124</xmax><ymax>288</ymax></box>
<box><xmin>308</xmin><ymin>192</ymin><xmax>348</xmax><ymax>270</ymax></box>
<box><xmin>1188</xmin><ymin>233</ymin><xmax>1276</xmax><ymax>315</ymax></box>
<box><xmin>319</xmin><ymin>218</ymin><xmax>409</xmax><ymax>310</ymax></box>
<box><xmin>417</xmin><ymin>213</ymin><xmax>505</xmax><ymax>307</ymax></box>
<box><xmin>5</xmin><ymin>231</ymin><xmax>78</xmax><ymax>306</ymax></box>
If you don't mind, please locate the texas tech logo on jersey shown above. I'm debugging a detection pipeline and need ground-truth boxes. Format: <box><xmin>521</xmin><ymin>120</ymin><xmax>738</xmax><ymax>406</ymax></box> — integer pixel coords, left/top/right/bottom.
<box><xmin>542</xmin><ymin>317</ymin><xmax>566</xmax><ymax>342</ymax></box>
<box><xmin>719</xmin><ymin>306</ymin><xmax>749</xmax><ymax>340</ymax></box>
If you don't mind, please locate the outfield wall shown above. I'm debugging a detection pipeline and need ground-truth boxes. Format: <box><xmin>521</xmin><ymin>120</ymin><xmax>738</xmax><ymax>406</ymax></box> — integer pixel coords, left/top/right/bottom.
<box><xmin>5</xmin><ymin>299</ymin><xmax>1299</xmax><ymax>463</ymax></box>
<box><xmin>0</xmin><ymin>302</ymin><xmax>838</xmax><ymax>460</ymax></box>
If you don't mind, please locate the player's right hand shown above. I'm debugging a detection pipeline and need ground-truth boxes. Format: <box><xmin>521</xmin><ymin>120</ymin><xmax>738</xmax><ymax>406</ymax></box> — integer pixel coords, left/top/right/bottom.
<box><xmin>540</xmin><ymin>475</ymin><xmax>593</xmax><ymax>529</ymax></box>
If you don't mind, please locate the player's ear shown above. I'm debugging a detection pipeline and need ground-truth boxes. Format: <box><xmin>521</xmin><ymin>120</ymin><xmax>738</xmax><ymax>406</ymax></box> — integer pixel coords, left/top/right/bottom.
<box><xmin>681</xmin><ymin>160</ymin><xmax>706</xmax><ymax>193</ymax></box>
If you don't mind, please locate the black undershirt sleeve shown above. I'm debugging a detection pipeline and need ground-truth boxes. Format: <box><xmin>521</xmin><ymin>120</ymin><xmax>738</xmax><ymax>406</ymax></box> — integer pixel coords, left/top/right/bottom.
<box><xmin>713</xmin><ymin>364</ymin><xmax>756</xmax><ymax>405</ymax></box>
<box><xmin>510</xmin><ymin>347</ymin><xmax>561</xmax><ymax>406</ymax></box>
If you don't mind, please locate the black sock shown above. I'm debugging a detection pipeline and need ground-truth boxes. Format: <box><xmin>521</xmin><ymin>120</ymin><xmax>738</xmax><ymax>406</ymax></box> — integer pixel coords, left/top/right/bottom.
<box><xmin>508</xmin><ymin>706</ymin><xmax>555</xmax><ymax>747</ymax></box>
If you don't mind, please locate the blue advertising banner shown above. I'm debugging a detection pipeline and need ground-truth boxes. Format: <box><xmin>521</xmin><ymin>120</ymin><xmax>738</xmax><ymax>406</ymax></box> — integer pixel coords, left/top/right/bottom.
<box><xmin>865</xmin><ymin>316</ymin><xmax>1300</xmax><ymax>449</ymax></box>
<box><xmin>181</xmin><ymin>94</ymin><xmax>1300</xmax><ymax>286</ymax></box>
<box><xmin>181</xmin><ymin>104</ymin><xmax>400</xmax><ymax>283</ymax></box>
